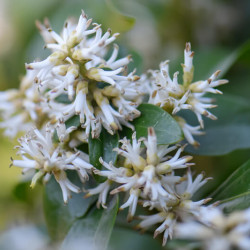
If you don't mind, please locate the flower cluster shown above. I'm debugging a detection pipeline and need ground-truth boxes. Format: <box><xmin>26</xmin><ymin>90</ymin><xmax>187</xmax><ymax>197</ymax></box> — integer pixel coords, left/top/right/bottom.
<box><xmin>1</xmin><ymin>11</ymin><xmax>144</xmax><ymax>203</ymax></box>
<box><xmin>0</xmin><ymin>70</ymin><xmax>43</xmax><ymax>138</ymax></box>
<box><xmin>90</xmin><ymin>127</ymin><xmax>212</xmax><ymax>245</ymax></box>
<box><xmin>145</xmin><ymin>43</ymin><xmax>228</xmax><ymax>146</ymax></box>
<box><xmin>0</xmin><ymin>11</ymin><xmax>143</xmax><ymax>140</ymax></box>
<box><xmin>11</xmin><ymin>124</ymin><xmax>92</xmax><ymax>203</ymax></box>
<box><xmin>27</xmin><ymin>11</ymin><xmax>142</xmax><ymax>138</ymax></box>
<box><xmin>175</xmin><ymin>207</ymin><xmax>250</xmax><ymax>250</ymax></box>
<box><xmin>2</xmin><ymin>10</ymin><xmax>248</xmax><ymax>250</ymax></box>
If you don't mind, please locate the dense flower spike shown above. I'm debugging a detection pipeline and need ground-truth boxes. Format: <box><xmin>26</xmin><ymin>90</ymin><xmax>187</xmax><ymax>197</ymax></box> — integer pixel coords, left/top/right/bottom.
<box><xmin>11</xmin><ymin>124</ymin><xmax>93</xmax><ymax>203</ymax></box>
<box><xmin>91</xmin><ymin>127</ymin><xmax>194</xmax><ymax>221</ymax></box>
<box><xmin>145</xmin><ymin>43</ymin><xmax>228</xmax><ymax>145</ymax></box>
<box><xmin>25</xmin><ymin>11</ymin><xmax>142</xmax><ymax>138</ymax></box>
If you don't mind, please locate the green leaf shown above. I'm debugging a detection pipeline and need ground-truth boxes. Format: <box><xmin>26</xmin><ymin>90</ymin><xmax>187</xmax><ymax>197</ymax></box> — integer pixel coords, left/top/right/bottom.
<box><xmin>165</xmin><ymin>239</ymin><xmax>200</xmax><ymax>250</ymax></box>
<box><xmin>88</xmin><ymin>134</ymin><xmax>103</xmax><ymax>171</ymax></box>
<box><xmin>88</xmin><ymin>129</ymin><xmax>119</xmax><ymax>182</ymax></box>
<box><xmin>218</xmin><ymin>193</ymin><xmax>250</xmax><ymax>214</ymax></box>
<box><xmin>127</xmin><ymin>50</ymin><xmax>144</xmax><ymax>75</ymax></box>
<box><xmin>187</xmin><ymin>124</ymin><xmax>250</xmax><ymax>156</ymax></box>
<box><xmin>55</xmin><ymin>94</ymin><xmax>71</xmax><ymax>104</ymax></box>
<box><xmin>43</xmin><ymin>173</ymin><xmax>95</xmax><ymax>241</ymax></box>
<box><xmin>102</xmin><ymin>130</ymin><xmax>119</xmax><ymax>164</ymax></box>
<box><xmin>108</xmin><ymin>227</ymin><xmax>162</xmax><ymax>250</ymax></box>
<box><xmin>211</xmin><ymin>159</ymin><xmax>250</xmax><ymax>212</ymax></box>
<box><xmin>65</xmin><ymin>115</ymin><xmax>80</xmax><ymax>128</ymax></box>
<box><xmin>194</xmin><ymin>40</ymin><xmax>250</xmax><ymax>81</ymax></box>
<box><xmin>185</xmin><ymin>94</ymin><xmax>250</xmax><ymax>155</ymax></box>
<box><xmin>193</xmin><ymin>48</ymin><xmax>230</xmax><ymax>81</ymax></box>
<box><xmin>12</xmin><ymin>181</ymin><xmax>32</xmax><ymax>203</ymax></box>
<box><xmin>61</xmin><ymin>195</ymin><xmax>119</xmax><ymax>250</ymax></box>
<box><xmin>132</xmin><ymin>104</ymin><xmax>183</xmax><ymax>145</ymax></box>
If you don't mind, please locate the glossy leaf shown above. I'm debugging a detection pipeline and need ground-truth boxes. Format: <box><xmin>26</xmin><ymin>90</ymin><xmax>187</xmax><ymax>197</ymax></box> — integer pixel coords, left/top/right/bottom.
<box><xmin>185</xmin><ymin>94</ymin><xmax>250</xmax><ymax>155</ymax></box>
<box><xmin>65</xmin><ymin>115</ymin><xmax>80</xmax><ymax>128</ymax></box>
<box><xmin>211</xmin><ymin>160</ymin><xmax>250</xmax><ymax>212</ymax></box>
<box><xmin>108</xmin><ymin>227</ymin><xmax>162</xmax><ymax>250</ymax></box>
<box><xmin>102</xmin><ymin>130</ymin><xmax>119</xmax><ymax>164</ymax></box>
<box><xmin>212</xmin><ymin>159</ymin><xmax>250</xmax><ymax>201</ymax></box>
<box><xmin>165</xmin><ymin>240</ymin><xmax>200</xmax><ymax>250</ymax></box>
<box><xmin>186</xmin><ymin>124</ymin><xmax>250</xmax><ymax>156</ymax></box>
<box><xmin>61</xmin><ymin>195</ymin><xmax>119</xmax><ymax>250</ymax></box>
<box><xmin>89</xmin><ymin>130</ymin><xmax>119</xmax><ymax>182</ymax></box>
<box><xmin>55</xmin><ymin>94</ymin><xmax>71</xmax><ymax>104</ymax></box>
<box><xmin>132</xmin><ymin>104</ymin><xmax>183</xmax><ymax>145</ymax></box>
<box><xmin>194</xmin><ymin>40</ymin><xmax>250</xmax><ymax>81</ymax></box>
<box><xmin>219</xmin><ymin>193</ymin><xmax>250</xmax><ymax>214</ymax></box>
<box><xmin>12</xmin><ymin>181</ymin><xmax>33</xmax><ymax>203</ymax></box>
<box><xmin>88</xmin><ymin>135</ymin><xmax>103</xmax><ymax>171</ymax></box>
<box><xmin>43</xmin><ymin>173</ymin><xmax>95</xmax><ymax>241</ymax></box>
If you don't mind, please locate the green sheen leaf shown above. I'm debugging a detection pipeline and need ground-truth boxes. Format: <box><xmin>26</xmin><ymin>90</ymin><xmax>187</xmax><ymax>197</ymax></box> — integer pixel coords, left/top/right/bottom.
<box><xmin>89</xmin><ymin>129</ymin><xmax>119</xmax><ymax>182</ymax></box>
<box><xmin>165</xmin><ymin>240</ymin><xmax>200</xmax><ymax>250</ymax></box>
<box><xmin>186</xmin><ymin>124</ymin><xmax>250</xmax><ymax>156</ymax></box>
<box><xmin>61</xmin><ymin>195</ymin><xmax>119</xmax><ymax>250</ymax></box>
<box><xmin>127</xmin><ymin>50</ymin><xmax>144</xmax><ymax>75</ymax></box>
<box><xmin>65</xmin><ymin>115</ymin><xmax>80</xmax><ymax>128</ymax></box>
<box><xmin>88</xmin><ymin>134</ymin><xmax>103</xmax><ymax>171</ymax></box>
<box><xmin>12</xmin><ymin>181</ymin><xmax>32</xmax><ymax>203</ymax></box>
<box><xmin>102</xmin><ymin>130</ymin><xmax>119</xmax><ymax>164</ymax></box>
<box><xmin>194</xmin><ymin>40</ymin><xmax>250</xmax><ymax>80</ymax></box>
<box><xmin>218</xmin><ymin>193</ymin><xmax>250</xmax><ymax>214</ymax></box>
<box><xmin>211</xmin><ymin>159</ymin><xmax>250</xmax><ymax>212</ymax></box>
<box><xmin>193</xmin><ymin>48</ymin><xmax>230</xmax><ymax>81</ymax></box>
<box><xmin>43</xmin><ymin>173</ymin><xmax>95</xmax><ymax>241</ymax></box>
<box><xmin>185</xmin><ymin>94</ymin><xmax>250</xmax><ymax>155</ymax></box>
<box><xmin>132</xmin><ymin>104</ymin><xmax>183</xmax><ymax>145</ymax></box>
<box><xmin>55</xmin><ymin>94</ymin><xmax>71</xmax><ymax>104</ymax></box>
<box><xmin>108</xmin><ymin>227</ymin><xmax>162</xmax><ymax>250</ymax></box>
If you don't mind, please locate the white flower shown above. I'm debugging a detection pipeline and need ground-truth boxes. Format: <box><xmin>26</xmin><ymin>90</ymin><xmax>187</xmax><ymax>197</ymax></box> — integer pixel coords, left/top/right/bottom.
<box><xmin>136</xmin><ymin>212</ymin><xmax>176</xmax><ymax>246</ymax></box>
<box><xmin>0</xmin><ymin>70</ymin><xmax>43</xmax><ymax>138</ymax></box>
<box><xmin>145</xmin><ymin>42</ymin><xmax>228</xmax><ymax>134</ymax></box>
<box><xmin>85</xmin><ymin>180</ymin><xmax>112</xmax><ymax>209</ymax></box>
<box><xmin>93</xmin><ymin>127</ymin><xmax>193</xmax><ymax>220</ymax></box>
<box><xmin>55</xmin><ymin>118</ymin><xmax>77</xmax><ymax>143</ymax></box>
<box><xmin>11</xmin><ymin>124</ymin><xmax>93</xmax><ymax>203</ymax></box>
<box><xmin>183</xmin><ymin>42</ymin><xmax>194</xmax><ymax>74</ymax></box>
<box><xmin>137</xmin><ymin>169</ymin><xmax>212</xmax><ymax>246</ymax></box>
<box><xmin>25</xmin><ymin>12</ymin><xmax>143</xmax><ymax>138</ymax></box>
<box><xmin>175</xmin><ymin>116</ymin><xmax>204</xmax><ymax>147</ymax></box>
<box><xmin>175</xmin><ymin>207</ymin><xmax>250</xmax><ymax>250</ymax></box>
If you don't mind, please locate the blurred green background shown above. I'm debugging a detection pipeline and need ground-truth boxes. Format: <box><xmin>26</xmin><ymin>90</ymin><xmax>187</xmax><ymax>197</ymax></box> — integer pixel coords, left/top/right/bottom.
<box><xmin>1</xmin><ymin>0</ymin><xmax>250</xmax><ymax>248</ymax></box>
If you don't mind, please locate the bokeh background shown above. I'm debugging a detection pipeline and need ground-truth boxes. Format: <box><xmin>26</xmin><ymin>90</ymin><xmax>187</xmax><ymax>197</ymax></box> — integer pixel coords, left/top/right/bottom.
<box><xmin>0</xmin><ymin>0</ymin><xmax>250</xmax><ymax>249</ymax></box>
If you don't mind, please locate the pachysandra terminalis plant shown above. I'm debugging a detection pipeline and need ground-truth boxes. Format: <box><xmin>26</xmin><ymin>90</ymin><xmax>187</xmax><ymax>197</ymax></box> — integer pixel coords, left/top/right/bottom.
<box><xmin>1</xmin><ymin>10</ymin><xmax>250</xmax><ymax>249</ymax></box>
